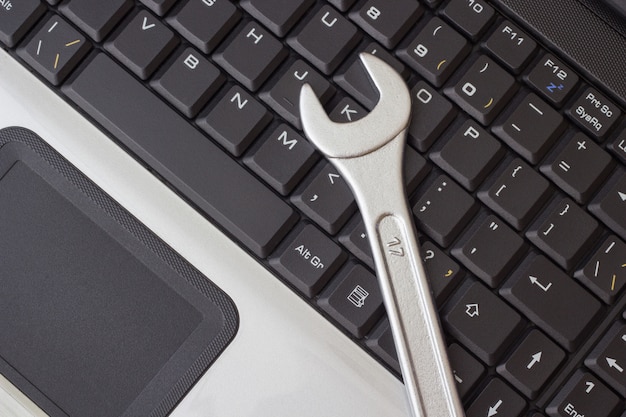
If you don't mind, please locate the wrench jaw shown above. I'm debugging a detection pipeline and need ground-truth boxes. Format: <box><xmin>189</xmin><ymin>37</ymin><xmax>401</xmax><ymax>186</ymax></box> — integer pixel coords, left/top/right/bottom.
<box><xmin>299</xmin><ymin>53</ymin><xmax>412</xmax><ymax>159</ymax></box>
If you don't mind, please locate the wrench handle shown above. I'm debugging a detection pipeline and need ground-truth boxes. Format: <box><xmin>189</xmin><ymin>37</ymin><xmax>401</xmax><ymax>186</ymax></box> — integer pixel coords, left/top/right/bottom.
<box><xmin>331</xmin><ymin>137</ymin><xmax>465</xmax><ymax>417</ymax></box>
<box><xmin>373</xmin><ymin>213</ymin><xmax>463</xmax><ymax>417</ymax></box>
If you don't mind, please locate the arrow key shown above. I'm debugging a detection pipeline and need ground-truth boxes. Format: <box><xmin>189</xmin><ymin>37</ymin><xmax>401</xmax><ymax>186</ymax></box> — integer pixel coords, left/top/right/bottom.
<box><xmin>585</xmin><ymin>322</ymin><xmax>626</xmax><ymax>396</ymax></box>
<box><xmin>466</xmin><ymin>378</ymin><xmax>526</xmax><ymax>417</ymax></box>
<box><xmin>497</xmin><ymin>329</ymin><xmax>565</xmax><ymax>399</ymax></box>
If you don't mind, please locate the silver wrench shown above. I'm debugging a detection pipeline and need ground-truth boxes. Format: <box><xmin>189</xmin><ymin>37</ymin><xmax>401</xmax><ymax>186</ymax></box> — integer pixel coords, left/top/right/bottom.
<box><xmin>299</xmin><ymin>53</ymin><xmax>464</xmax><ymax>417</ymax></box>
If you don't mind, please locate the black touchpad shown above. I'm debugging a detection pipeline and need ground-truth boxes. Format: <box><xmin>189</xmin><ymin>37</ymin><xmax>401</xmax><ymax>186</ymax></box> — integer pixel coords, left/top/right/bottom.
<box><xmin>0</xmin><ymin>128</ymin><xmax>238</xmax><ymax>417</ymax></box>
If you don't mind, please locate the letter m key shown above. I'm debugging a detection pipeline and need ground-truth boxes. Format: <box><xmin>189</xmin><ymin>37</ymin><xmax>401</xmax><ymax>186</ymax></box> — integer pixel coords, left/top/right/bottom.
<box><xmin>277</xmin><ymin>130</ymin><xmax>297</xmax><ymax>150</ymax></box>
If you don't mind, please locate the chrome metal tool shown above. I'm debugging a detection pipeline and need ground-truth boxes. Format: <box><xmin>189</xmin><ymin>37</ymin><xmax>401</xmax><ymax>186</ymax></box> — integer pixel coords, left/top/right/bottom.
<box><xmin>299</xmin><ymin>53</ymin><xmax>464</xmax><ymax>417</ymax></box>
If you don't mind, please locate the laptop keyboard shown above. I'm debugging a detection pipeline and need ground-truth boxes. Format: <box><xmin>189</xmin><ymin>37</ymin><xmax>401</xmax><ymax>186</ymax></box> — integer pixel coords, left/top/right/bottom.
<box><xmin>2</xmin><ymin>0</ymin><xmax>625</xmax><ymax>415</ymax></box>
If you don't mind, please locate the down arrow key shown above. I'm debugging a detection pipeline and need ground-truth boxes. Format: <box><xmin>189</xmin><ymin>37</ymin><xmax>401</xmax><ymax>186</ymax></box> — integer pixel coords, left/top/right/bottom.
<box><xmin>466</xmin><ymin>379</ymin><xmax>525</xmax><ymax>417</ymax></box>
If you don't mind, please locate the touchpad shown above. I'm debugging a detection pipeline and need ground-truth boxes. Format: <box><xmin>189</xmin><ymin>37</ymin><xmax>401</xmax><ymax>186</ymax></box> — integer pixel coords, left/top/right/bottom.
<box><xmin>0</xmin><ymin>127</ymin><xmax>238</xmax><ymax>417</ymax></box>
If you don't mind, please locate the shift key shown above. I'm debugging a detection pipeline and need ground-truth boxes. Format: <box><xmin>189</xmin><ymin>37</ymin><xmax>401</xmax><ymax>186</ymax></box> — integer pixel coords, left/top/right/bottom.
<box><xmin>63</xmin><ymin>53</ymin><xmax>297</xmax><ymax>257</ymax></box>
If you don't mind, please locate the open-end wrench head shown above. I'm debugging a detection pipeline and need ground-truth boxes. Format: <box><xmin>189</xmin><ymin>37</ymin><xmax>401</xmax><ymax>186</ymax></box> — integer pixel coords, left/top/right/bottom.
<box><xmin>299</xmin><ymin>53</ymin><xmax>412</xmax><ymax>159</ymax></box>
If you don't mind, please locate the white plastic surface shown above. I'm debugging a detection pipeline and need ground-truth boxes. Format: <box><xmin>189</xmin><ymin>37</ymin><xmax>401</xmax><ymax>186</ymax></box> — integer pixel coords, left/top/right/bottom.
<box><xmin>0</xmin><ymin>50</ymin><xmax>407</xmax><ymax>417</ymax></box>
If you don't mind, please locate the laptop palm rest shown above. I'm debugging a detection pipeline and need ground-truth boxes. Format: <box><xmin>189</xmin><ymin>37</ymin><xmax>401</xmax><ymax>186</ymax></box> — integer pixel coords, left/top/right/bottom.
<box><xmin>0</xmin><ymin>127</ymin><xmax>238</xmax><ymax>417</ymax></box>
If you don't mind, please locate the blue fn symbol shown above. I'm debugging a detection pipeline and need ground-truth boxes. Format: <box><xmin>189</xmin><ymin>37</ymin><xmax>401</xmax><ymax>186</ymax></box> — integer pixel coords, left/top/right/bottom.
<box><xmin>546</xmin><ymin>82</ymin><xmax>565</xmax><ymax>93</ymax></box>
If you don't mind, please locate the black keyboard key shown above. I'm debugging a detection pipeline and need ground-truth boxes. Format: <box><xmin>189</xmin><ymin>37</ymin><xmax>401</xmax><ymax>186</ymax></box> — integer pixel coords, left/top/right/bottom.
<box><xmin>366</xmin><ymin>320</ymin><xmax>400</xmax><ymax>374</ymax></box>
<box><xmin>496</xmin><ymin>329</ymin><xmax>566</xmax><ymax>399</ymax></box>
<box><xmin>198</xmin><ymin>85</ymin><xmax>272</xmax><ymax>156</ymax></box>
<box><xmin>608</xmin><ymin>127</ymin><xmax>626</xmax><ymax>164</ymax></box>
<box><xmin>589</xmin><ymin>170</ymin><xmax>626</xmax><ymax>241</ymax></box>
<box><xmin>484</xmin><ymin>20</ymin><xmax>537</xmax><ymax>73</ymax></box>
<box><xmin>575</xmin><ymin>236</ymin><xmax>626</xmax><ymax>304</ymax></box>
<box><xmin>444</xmin><ymin>280</ymin><xmax>525</xmax><ymax>365</ymax></box>
<box><xmin>452</xmin><ymin>215</ymin><xmax>527</xmax><ymax>287</ymax></box>
<box><xmin>541</xmin><ymin>132</ymin><xmax>614</xmax><ymax>203</ymax></box>
<box><xmin>527</xmin><ymin>198</ymin><xmax>601</xmax><ymax>270</ymax></box>
<box><xmin>431</xmin><ymin>120</ymin><xmax>505</xmax><ymax>190</ymax></box>
<box><xmin>585</xmin><ymin>322</ymin><xmax>626</xmax><ymax>396</ymax></box>
<box><xmin>328</xmin><ymin>96</ymin><xmax>365</xmax><ymax>123</ymax></box>
<box><xmin>407</xmin><ymin>81</ymin><xmax>456</xmax><ymax>152</ymax></box>
<box><xmin>421</xmin><ymin>241</ymin><xmax>464</xmax><ymax>306</ymax></box>
<box><xmin>152</xmin><ymin>47</ymin><xmax>225</xmax><ymax>118</ymax></box>
<box><xmin>214</xmin><ymin>22</ymin><xmax>287</xmax><ymax>91</ymax></box>
<box><xmin>138</xmin><ymin>0</ymin><xmax>176</xmax><ymax>16</ymax></box>
<box><xmin>105</xmin><ymin>10</ymin><xmax>178</xmax><ymax>79</ymax></box>
<box><xmin>0</xmin><ymin>0</ymin><xmax>44</xmax><ymax>47</ymax></box>
<box><xmin>318</xmin><ymin>263</ymin><xmax>384</xmax><ymax>338</ymax></box>
<box><xmin>292</xmin><ymin>162</ymin><xmax>357</xmax><ymax>235</ymax></box>
<box><xmin>546</xmin><ymin>371</ymin><xmax>622</xmax><ymax>417</ymax></box>
<box><xmin>441</xmin><ymin>0</ymin><xmax>494</xmax><ymax>41</ymax></box>
<box><xmin>167</xmin><ymin>0</ymin><xmax>240</xmax><ymax>54</ymax></box>
<box><xmin>18</xmin><ymin>16</ymin><xmax>91</xmax><ymax>85</ymax></box>
<box><xmin>63</xmin><ymin>53</ymin><xmax>297</xmax><ymax>257</ymax></box>
<box><xmin>270</xmin><ymin>224</ymin><xmax>346</xmax><ymax>297</ymax></box>
<box><xmin>349</xmin><ymin>0</ymin><xmax>423</xmax><ymax>48</ymax></box>
<box><xmin>59</xmin><ymin>0</ymin><xmax>132</xmax><ymax>42</ymax></box>
<box><xmin>261</xmin><ymin>59</ymin><xmax>335</xmax><ymax>129</ymax></box>
<box><xmin>445</xmin><ymin>55</ymin><xmax>517</xmax><ymax>125</ymax></box>
<box><xmin>527</xmin><ymin>53</ymin><xmax>579</xmax><ymax>107</ymax></box>
<box><xmin>413</xmin><ymin>175</ymin><xmax>479</xmax><ymax>247</ymax></box>
<box><xmin>493</xmin><ymin>93</ymin><xmax>565</xmax><ymax>165</ymax></box>
<box><xmin>335</xmin><ymin>43</ymin><xmax>407</xmax><ymax>110</ymax></box>
<box><xmin>244</xmin><ymin>123</ymin><xmax>319</xmax><ymax>195</ymax></box>
<box><xmin>501</xmin><ymin>255</ymin><xmax>602</xmax><ymax>350</ymax></box>
<box><xmin>466</xmin><ymin>378</ymin><xmax>527</xmax><ymax>417</ymax></box>
<box><xmin>567</xmin><ymin>87</ymin><xmax>623</xmax><ymax>140</ymax></box>
<box><xmin>240</xmin><ymin>0</ymin><xmax>313</xmax><ymax>37</ymax></box>
<box><xmin>447</xmin><ymin>343</ymin><xmax>485</xmax><ymax>400</ymax></box>
<box><xmin>339</xmin><ymin>216</ymin><xmax>373</xmax><ymax>268</ymax></box>
<box><xmin>327</xmin><ymin>0</ymin><xmax>356</xmax><ymax>12</ymax></box>
<box><xmin>479</xmin><ymin>158</ymin><xmax>552</xmax><ymax>230</ymax></box>
<box><xmin>399</xmin><ymin>17</ymin><xmax>470</xmax><ymax>87</ymax></box>
<box><xmin>288</xmin><ymin>5</ymin><xmax>360</xmax><ymax>74</ymax></box>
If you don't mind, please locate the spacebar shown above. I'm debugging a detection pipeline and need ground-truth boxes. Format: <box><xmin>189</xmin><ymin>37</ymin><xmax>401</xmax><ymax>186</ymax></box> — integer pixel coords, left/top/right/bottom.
<box><xmin>63</xmin><ymin>53</ymin><xmax>296</xmax><ymax>257</ymax></box>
